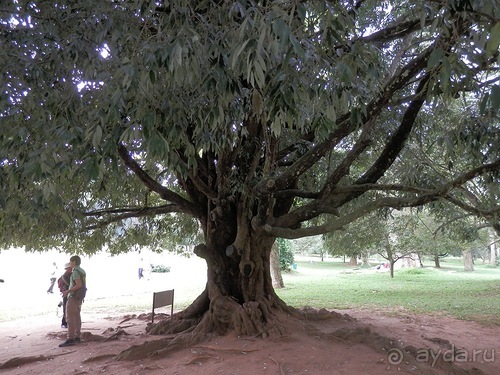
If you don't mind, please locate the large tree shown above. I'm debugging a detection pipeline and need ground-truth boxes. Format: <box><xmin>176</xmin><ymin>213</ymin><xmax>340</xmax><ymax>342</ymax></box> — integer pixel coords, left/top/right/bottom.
<box><xmin>1</xmin><ymin>0</ymin><xmax>499</xmax><ymax>356</ymax></box>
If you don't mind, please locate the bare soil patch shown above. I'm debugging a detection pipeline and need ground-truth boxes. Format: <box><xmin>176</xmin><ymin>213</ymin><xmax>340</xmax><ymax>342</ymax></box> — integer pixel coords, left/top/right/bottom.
<box><xmin>0</xmin><ymin>308</ymin><xmax>498</xmax><ymax>375</ymax></box>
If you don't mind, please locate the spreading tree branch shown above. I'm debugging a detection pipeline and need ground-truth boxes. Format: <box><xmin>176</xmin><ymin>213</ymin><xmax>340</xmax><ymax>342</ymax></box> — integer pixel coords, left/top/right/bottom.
<box><xmin>82</xmin><ymin>204</ymin><xmax>180</xmax><ymax>231</ymax></box>
<box><xmin>263</xmin><ymin>159</ymin><xmax>500</xmax><ymax>238</ymax></box>
<box><xmin>117</xmin><ymin>143</ymin><xmax>203</xmax><ymax>218</ymax></box>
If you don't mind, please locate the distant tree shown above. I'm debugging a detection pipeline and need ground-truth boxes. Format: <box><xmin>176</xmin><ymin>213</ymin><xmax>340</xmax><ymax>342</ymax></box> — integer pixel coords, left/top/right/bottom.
<box><xmin>324</xmin><ymin>212</ymin><xmax>384</xmax><ymax>265</ymax></box>
<box><xmin>326</xmin><ymin>209</ymin><xmax>461</xmax><ymax>276</ymax></box>
<box><xmin>463</xmin><ymin>248</ymin><xmax>475</xmax><ymax>271</ymax></box>
<box><xmin>439</xmin><ymin>220</ymin><xmax>488</xmax><ymax>271</ymax></box>
<box><xmin>489</xmin><ymin>230</ymin><xmax>498</xmax><ymax>266</ymax></box>
<box><xmin>377</xmin><ymin>211</ymin><xmax>423</xmax><ymax>277</ymax></box>
<box><xmin>290</xmin><ymin>235</ymin><xmax>325</xmax><ymax>259</ymax></box>
<box><xmin>410</xmin><ymin>212</ymin><xmax>459</xmax><ymax>268</ymax></box>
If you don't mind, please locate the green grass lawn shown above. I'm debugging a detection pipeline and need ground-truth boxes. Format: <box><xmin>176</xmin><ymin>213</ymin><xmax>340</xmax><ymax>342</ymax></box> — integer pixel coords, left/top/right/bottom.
<box><xmin>276</xmin><ymin>257</ymin><xmax>500</xmax><ymax>325</ymax></box>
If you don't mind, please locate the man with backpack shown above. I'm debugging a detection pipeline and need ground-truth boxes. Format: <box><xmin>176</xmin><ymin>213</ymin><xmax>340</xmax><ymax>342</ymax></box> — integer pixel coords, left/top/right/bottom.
<box><xmin>58</xmin><ymin>263</ymin><xmax>72</xmax><ymax>328</ymax></box>
<box><xmin>59</xmin><ymin>255</ymin><xmax>87</xmax><ymax>347</ymax></box>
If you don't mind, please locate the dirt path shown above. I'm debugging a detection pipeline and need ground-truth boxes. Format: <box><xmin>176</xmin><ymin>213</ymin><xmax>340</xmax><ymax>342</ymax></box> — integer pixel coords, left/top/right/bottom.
<box><xmin>0</xmin><ymin>308</ymin><xmax>498</xmax><ymax>375</ymax></box>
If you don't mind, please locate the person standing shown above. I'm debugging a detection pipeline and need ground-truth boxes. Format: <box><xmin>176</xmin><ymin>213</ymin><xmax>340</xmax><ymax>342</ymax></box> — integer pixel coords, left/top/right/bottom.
<box><xmin>58</xmin><ymin>263</ymin><xmax>72</xmax><ymax>328</ymax></box>
<box><xmin>59</xmin><ymin>255</ymin><xmax>86</xmax><ymax>347</ymax></box>
<box><xmin>138</xmin><ymin>257</ymin><xmax>144</xmax><ymax>280</ymax></box>
<box><xmin>46</xmin><ymin>262</ymin><xmax>58</xmax><ymax>294</ymax></box>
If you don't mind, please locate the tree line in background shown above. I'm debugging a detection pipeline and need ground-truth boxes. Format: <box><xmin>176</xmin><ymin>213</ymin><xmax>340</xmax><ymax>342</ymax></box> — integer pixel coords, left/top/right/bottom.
<box><xmin>280</xmin><ymin>207</ymin><xmax>498</xmax><ymax>278</ymax></box>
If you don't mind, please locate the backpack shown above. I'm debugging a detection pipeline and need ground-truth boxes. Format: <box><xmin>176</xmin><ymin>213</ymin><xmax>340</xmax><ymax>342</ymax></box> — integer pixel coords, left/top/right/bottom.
<box><xmin>58</xmin><ymin>273</ymin><xmax>70</xmax><ymax>293</ymax></box>
<box><xmin>73</xmin><ymin>271</ymin><xmax>87</xmax><ymax>302</ymax></box>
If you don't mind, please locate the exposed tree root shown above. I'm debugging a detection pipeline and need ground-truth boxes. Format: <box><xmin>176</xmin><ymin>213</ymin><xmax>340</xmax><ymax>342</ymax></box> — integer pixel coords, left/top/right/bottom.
<box><xmin>0</xmin><ymin>355</ymin><xmax>50</xmax><ymax>369</ymax></box>
<box><xmin>0</xmin><ymin>352</ymin><xmax>72</xmax><ymax>369</ymax></box>
<box><xmin>81</xmin><ymin>354</ymin><xmax>118</xmax><ymax>363</ymax></box>
<box><xmin>104</xmin><ymin>328</ymin><xmax>131</xmax><ymax>342</ymax></box>
<box><xmin>191</xmin><ymin>345</ymin><xmax>258</xmax><ymax>354</ymax></box>
<box><xmin>116</xmin><ymin>297</ymin><xmax>346</xmax><ymax>362</ymax></box>
<box><xmin>268</xmin><ymin>355</ymin><xmax>287</xmax><ymax>375</ymax></box>
<box><xmin>115</xmin><ymin>336</ymin><xmax>176</xmax><ymax>360</ymax></box>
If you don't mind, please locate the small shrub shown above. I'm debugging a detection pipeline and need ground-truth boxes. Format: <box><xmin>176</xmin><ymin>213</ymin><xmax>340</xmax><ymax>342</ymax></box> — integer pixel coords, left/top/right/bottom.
<box><xmin>399</xmin><ymin>268</ymin><xmax>428</xmax><ymax>276</ymax></box>
<box><xmin>277</xmin><ymin>238</ymin><xmax>295</xmax><ymax>271</ymax></box>
<box><xmin>151</xmin><ymin>264</ymin><xmax>171</xmax><ymax>273</ymax></box>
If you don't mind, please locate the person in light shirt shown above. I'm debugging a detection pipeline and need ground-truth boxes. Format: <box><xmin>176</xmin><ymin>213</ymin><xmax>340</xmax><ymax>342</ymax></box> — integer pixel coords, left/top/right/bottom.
<box><xmin>59</xmin><ymin>255</ymin><xmax>87</xmax><ymax>347</ymax></box>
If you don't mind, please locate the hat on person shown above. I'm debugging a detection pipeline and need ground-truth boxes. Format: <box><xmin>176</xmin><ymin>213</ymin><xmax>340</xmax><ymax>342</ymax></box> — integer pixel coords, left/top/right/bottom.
<box><xmin>64</xmin><ymin>262</ymin><xmax>71</xmax><ymax>268</ymax></box>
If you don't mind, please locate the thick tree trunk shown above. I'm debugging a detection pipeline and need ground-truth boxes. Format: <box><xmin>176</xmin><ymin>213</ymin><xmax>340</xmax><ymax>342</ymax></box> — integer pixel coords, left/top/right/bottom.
<box><xmin>490</xmin><ymin>231</ymin><xmax>497</xmax><ymax>266</ymax></box>
<box><xmin>270</xmin><ymin>242</ymin><xmax>285</xmax><ymax>289</ymax></box>
<box><xmin>417</xmin><ymin>252</ymin><xmax>423</xmax><ymax>267</ymax></box>
<box><xmin>463</xmin><ymin>249</ymin><xmax>474</xmax><ymax>272</ymax></box>
<box><xmin>348</xmin><ymin>255</ymin><xmax>358</xmax><ymax>266</ymax></box>
<box><xmin>361</xmin><ymin>253</ymin><xmax>370</xmax><ymax>267</ymax></box>
<box><xmin>491</xmin><ymin>242</ymin><xmax>497</xmax><ymax>266</ymax></box>
<box><xmin>434</xmin><ymin>255</ymin><xmax>441</xmax><ymax>268</ymax></box>
<box><xmin>181</xmin><ymin>235</ymin><xmax>288</xmax><ymax>338</ymax></box>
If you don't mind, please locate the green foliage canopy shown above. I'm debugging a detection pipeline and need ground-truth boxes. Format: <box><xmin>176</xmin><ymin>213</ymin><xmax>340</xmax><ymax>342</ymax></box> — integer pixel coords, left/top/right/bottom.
<box><xmin>0</xmin><ymin>0</ymin><xmax>499</xmax><ymax>255</ymax></box>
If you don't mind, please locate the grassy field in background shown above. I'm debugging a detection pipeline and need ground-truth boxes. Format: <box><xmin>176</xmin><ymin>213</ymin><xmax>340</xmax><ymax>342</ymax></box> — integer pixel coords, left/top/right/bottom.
<box><xmin>277</xmin><ymin>257</ymin><xmax>500</xmax><ymax>325</ymax></box>
<box><xmin>1</xmin><ymin>254</ymin><xmax>498</xmax><ymax>325</ymax></box>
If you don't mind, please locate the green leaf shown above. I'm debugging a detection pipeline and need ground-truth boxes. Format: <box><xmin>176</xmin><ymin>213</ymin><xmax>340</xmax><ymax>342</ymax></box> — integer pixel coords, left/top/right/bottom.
<box><xmin>296</xmin><ymin>4</ymin><xmax>307</xmax><ymax>21</ymax></box>
<box><xmin>254</xmin><ymin>56</ymin><xmax>266</xmax><ymax>89</ymax></box>
<box><xmin>491</xmin><ymin>85</ymin><xmax>500</xmax><ymax>114</ymax></box>
<box><xmin>439</xmin><ymin>57</ymin><xmax>451</xmax><ymax>94</ymax></box>
<box><xmin>428</xmin><ymin>48</ymin><xmax>444</xmax><ymax>68</ymax></box>
<box><xmin>289</xmin><ymin>35</ymin><xmax>304</xmax><ymax>58</ymax></box>
<box><xmin>271</xmin><ymin>18</ymin><xmax>290</xmax><ymax>50</ymax></box>
<box><xmin>92</xmin><ymin>125</ymin><xmax>103</xmax><ymax>149</ymax></box>
<box><xmin>231</xmin><ymin>39</ymin><xmax>252</xmax><ymax>70</ymax></box>
<box><xmin>479</xmin><ymin>93</ymin><xmax>489</xmax><ymax>115</ymax></box>
<box><xmin>486</xmin><ymin>22</ymin><xmax>500</xmax><ymax>52</ymax></box>
<box><xmin>170</xmin><ymin>41</ymin><xmax>183</xmax><ymax>71</ymax></box>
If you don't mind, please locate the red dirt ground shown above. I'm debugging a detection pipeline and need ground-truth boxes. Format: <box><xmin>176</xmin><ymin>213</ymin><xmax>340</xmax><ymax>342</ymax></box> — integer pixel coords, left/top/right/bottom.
<box><xmin>0</xmin><ymin>308</ymin><xmax>498</xmax><ymax>375</ymax></box>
